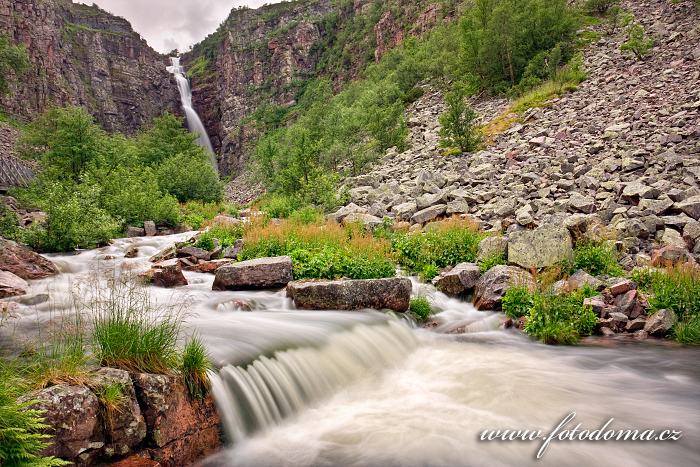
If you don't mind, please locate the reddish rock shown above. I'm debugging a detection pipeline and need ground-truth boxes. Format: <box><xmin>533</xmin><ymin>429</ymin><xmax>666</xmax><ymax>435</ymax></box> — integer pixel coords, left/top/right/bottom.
<box><xmin>583</xmin><ymin>296</ymin><xmax>606</xmax><ymax>316</ymax></box>
<box><xmin>176</xmin><ymin>246</ymin><xmax>211</xmax><ymax>261</ymax></box>
<box><xmin>149</xmin><ymin>246</ymin><xmax>176</xmax><ymax>263</ymax></box>
<box><xmin>608</xmin><ymin>312</ymin><xmax>629</xmax><ymax>333</ymax></box>
<box><xmin>613</xmin><ymin>290</ymin><xmax>646</xmax><ymax>319</ymax></box>
<box><xmin>141</xmin><ymin>259</ymin><xmax>188</xmax><ymax>288</ymax></box>
<box><xmin>0</xmin><ymin>270</ymin><xmax>29</xmax><ymax>298</ymax></box>
<box><xmin>626</xmin><ymin>317</ymin><xmax>647</xmax><ymax>332</ymax></box>
<box><xmin>109</xmin><ymin>455</ymin><xmax>161</xmax><ymax>467</ymax></box>
<box><xmin>608</xmin><ymin>278</ymin><xmax>634</xmax><ymax>296</ymax></box>
<box><xmin>0</xmin><ymin>238</ymin><xmax>59</xmax><ymax>280</ymax></box>
<box><xmin>651</xmin><ymin>246</ymin><xmax>694</xmax><ymax>267</ymax></box>
<box><xmin>644</xmin><ymin>309</ymin><xmax>676</xmax><ymax>336</ymax></box>
<box><xmin>190</xmin><ymin>259</ymin><xmax>234</xmax><ymax>274</ymax></box>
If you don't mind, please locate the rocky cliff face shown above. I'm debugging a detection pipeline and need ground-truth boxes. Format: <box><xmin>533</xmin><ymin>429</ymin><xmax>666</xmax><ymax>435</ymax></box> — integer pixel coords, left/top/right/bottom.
<box><xmin>0</xmin><ymin>0</ymin><xmax>178</xmax><ymax>133</ymax></box>
<box><xmin>183</xmin><ymin>0</ymin><xmax>455</xmax><ymax>177</ymax></box>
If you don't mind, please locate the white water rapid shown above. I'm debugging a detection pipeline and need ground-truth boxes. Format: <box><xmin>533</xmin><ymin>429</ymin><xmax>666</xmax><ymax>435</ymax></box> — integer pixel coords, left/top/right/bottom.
<box><xmin>166</xmin><ymin>57</ymin><xmax>218</xmax><ymax>171</ymax></box>
<box><xmin>2</xmin><ymin>233</ymin><xmax>699</xmax><ymax>467</ymax></box>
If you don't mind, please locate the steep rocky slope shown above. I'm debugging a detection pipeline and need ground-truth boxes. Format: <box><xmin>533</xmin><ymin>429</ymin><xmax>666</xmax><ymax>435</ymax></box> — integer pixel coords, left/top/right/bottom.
<box><xmin>0</xmin><ymin>0</ymin><xmax>178</xmax><ymax>133</ymax></box>
<box><xmin>340</xmin><ymin>0</ymin><xmax>700</xmax><ymax>266</ymax></box>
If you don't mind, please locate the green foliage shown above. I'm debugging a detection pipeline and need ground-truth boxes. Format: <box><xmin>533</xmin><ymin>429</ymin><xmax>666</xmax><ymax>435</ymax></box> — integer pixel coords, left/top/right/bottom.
<box><xmin>573</xmin><ymin>241</ymin><xmax>623</xmax><ymax>277</ymax></box>
<box><xmin>605</xmin><ymin>6</ymin><xmax>632</xmax><ymax>35</ymax></box>
<box><xmin>179</xmin><ymin>201</ymin><xmax>239</xmax><ymax>230</ymax></box>
<box><xmin>187</xmin><ymin>56</ymin><xmax>210</xmax><ymax>79</ymax></box>
<box><xmin>420</xmin><ymin>264</ymin><xmax>440</xmax><ymax>282</ymax></box>
<box><xmin>288</xmin><ymin>206</ymin><xmax>324</xmax><ymax>225</ymax></box>
<box><xmin>0</xmin><ymin>203</ymin><xmax>21</xmax><ymax>241</ymax></box>
<box><xmin>259</xmin><ymin>194</ymin><xmax>301</xmax><ymax>219</ymax></box>
<box><xmin>409</xmin><ymin>296</ymin><xmax>433</xmax><ymax>322</ymax></box>
<box><xmin>0</xmin><ymin>373</ymin><xmax>68</xmax><ymax>466</ymax></box>
<box><xmin>641</xmin><ymin>265</ymin><xmax>700</xmax><ymax>320</ymax></box>
<box><xmin>91</xmin><ymin>277</ymin><xmax>182</xmax><ymax>374</ymax></box>
<box><xmin>621</xmin><ymin>22</ymin><xmax>654</xmax><ymax>60</ymax></box>
<box><xmin>502</xmin><ymin>286</ymin><xmax>534</xmax><ymax>319</ymax></box>
<box><xmin>523</xmin><ymin>289</ymin><xmax>598</xmax><ymax>344</ymax></box>
<box><xmin>583</xmin><ymin>0</ymin><xmax>619</xmax><ymax>14</ymax></box>
<box><xmin>478</xmin><ymin>252</ymin><xmax>507</xmax><ymax>274</ymax></box>
<box><xmin>289</xmin><ymin>247</ymin><xmax>396</xmax><ymax>280</ymax></box>
<box><xmin>0</xmin><ymin>34</ymin><xmax>30</xmax><ymax>96</ymax></box>
<box><xmin>181</xmin><ymin>336</ymin><xmax>213</xmax><ymax>401</ymax></box>
<box><xmin>392</xmin><ymin>219</ymin><xmax>484</xmax><ymax>279</ymax></box>
<box><xmin>673</xmin><ymin>315</ymin><xmax>700</xmax><ymax>345</ymax></box>
<box><xmin>438</xmin><ymin>87</ymin><xmax>482</xmax><ymax>153</ymax></box>
<box><xmin>156</xmin><ymin>153</ymin><xmax>224</xmax><ymax>203</ymax></box>
<box><xmin>132</xmin><ymin>113</ymin><xmax>203</xmax><ymax>166</ymax></box>
<box><xmin>195</xmin><ymin>222</ymin><xmax>244</xmax><ymax>251</ymax></box>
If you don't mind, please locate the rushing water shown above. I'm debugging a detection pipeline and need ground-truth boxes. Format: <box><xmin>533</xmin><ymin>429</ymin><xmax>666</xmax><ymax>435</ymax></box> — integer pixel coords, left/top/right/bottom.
<box><xmin>2</xmin><ymin>234</ymin><xmax>699</xmax><ymax>467</ymax></box>
<box><xmin>166</xmin><ymin>57</ymin><xmax>218</xmax><ymax>171</ymax></box>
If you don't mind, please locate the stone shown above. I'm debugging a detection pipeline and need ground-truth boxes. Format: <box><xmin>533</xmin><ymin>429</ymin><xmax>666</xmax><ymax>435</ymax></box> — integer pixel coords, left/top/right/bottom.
<box><xmin>677</xmin><ymin>195</ymin><xmax>700</xmax><ymax>220</ymax></box>
<box><xmin>613</xmin><ymin>290</ymin><xmax>645</xmax><ymax>319</ymax></box>
<box><xmin>142</xmin><ymin>259</ymin><xmax>188</xmax><ymax>288</ymax></box>
<box><xmin>515</xmin><ymin>205</ymin><xmax>534</xmax><ymax>226</ymax></box>
<box><xmin>125</xmin><ymin>245</ymin><xmax>139</xmax><ymax>259</ymax></box>
<box><xmin>626</xmin><ymin>317</ymin><xmax>647</xmax><ymax>332</ymax></box>
<box><xmin>88</xmin><ymin>368</ymin><xmax>146</xmax><ymax>455</ymax></box>
<box><xmin>287</xmin><ymin>278</ymin><xmax>412</xmax><ymax>312</ymax></box>
<box><xmin>567</xmin><ymin>270</ymin><xmax>604</xmax><ymax>291</ymax></box>
<box><xmin>446</xmin><ymin>200</ymin><xmax>470</xmax><ymax>215</ymax></box>
<box><xmin>651</xmin><ymin>246</ymin><xmax>694</xmax><ymax>267</ymax></box>
<box><xmin>391</xmin><ymin>201</ymin><xmax>418</xmax><ymax>220</ymax></box>
<box><xmin>644</xmin><ymin>309</ymin><xmax>677</xmax><ymax>336</ymax></box>
<box><xmin>149</xmin><ymin>245</ymin><xmax>177</xmax><ymax>263</ymax></box>
<box><xmin>608</xmin><ymin>312</ymin><xmax>629</xmax><ymax>333</ymax></box>
<box><xmin>127</xmin><ymin>227</ymin><xmax>146</xmax><ymax>238</ymax></box>
<box><xmin>21</xmin><ymin>385</ymin><xmax>102</xmax><ymax>459</ymax></box>
<box><xmin>508</xmin><ymin>225</ymin><xmax>574</xmax><ymax>269</ymax></box>
<box><xmin>411</xmin><ymin>204</ymin><xmax>447</xmax><ymax>224</ymax></box>
<box><xmin>144</xmin><ymin>221</ymin><xmax>157</xmax><ymax>237</ymax></box>
<box><xmin>222</xmin><ymin>239</ymin><xmax>245</xmax><ymax>259</ymax></box>
<box><xmin>0</xmin><ymin>270</ymin><xmax>29</xmax><ymax>298</ymax></box>
<box><xmin>213</xmin><ymin>256</ymin><xmax>293</xmax><ymax>291</ymax></box>
<box><xmin>212</xmin><ymin>215</ymin><xmax>242</xmax><ymax>226</ymax></box>
<box><xmin>416</xmin><ymin>192</ymin><xmax>444</xmax><ymax>210</ymax></box>
<box><xmin>661</xmin><ymin>228</ymin><xmax>686</xmax><ymax>248</ymax></box>
<box><xmin>0</xmin><ymin>238</ymin><xmax>59</xmax><ymax>280</ymax></box>
<box><xmin>432</xmin><ymin>263</ymin><xmax>481</xmax><ymax>296</ymax></box>
<box><xmin>476</xmin><ymin>236</ymin><xmax>507</xmax><ymax>263</ymax></box>
<box><xmin>568</xmin><ymin>193</ymin><xmax>596</xmax><ymax>214</ymax></box>
<box><xmin>190</xmin><ymin>259</ymin><xmax>234</xmax><ymax>274</ymax></box>
<box><xmin>177</xmin><ymin>246</ymin><xmax>212</xmax><ymax>261</ymax></box>
<box><xmin>473</xmin><ymin>265</ymin><xmax>535</xmax><ymax>310</ymax></box>
<box><xmin>583</xmin><ymin>296</ymin><xmax>606</xmax><ymax>316</ymax></box>
<box><xmin>621</xmin><ymin>182</ymin><xmax>660</xmax><ymax>201</ymax></box>
<box><xmin>329</xmin><ymin>203</ymin><xmax>367</xmax><ymax>222</ymax></box>
<box><xmin>639</xmin><ymin>197</ymin><xmax>673</xmax><ymax>215</ymax></box>
<box><xmin>608</xmin><ymin>278</ymin><xmax>634</xmax><ymax>296</ymax></box>
<box><xmin>343</xmin><ymin>212</ymin><xmax>383</xmax><ymax>228</ymax></box>
<box><xmin>110</xmin><ymin>455</ymin><xmax>161</xmax><ymax>467</ymax></box>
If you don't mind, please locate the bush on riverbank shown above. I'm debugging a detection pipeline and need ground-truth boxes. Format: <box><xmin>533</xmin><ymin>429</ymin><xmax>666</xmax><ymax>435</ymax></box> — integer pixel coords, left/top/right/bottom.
<box><xmin>239</xmin><ymin>219</ymin><xmax>396</xmax><ymax>280</ymax></box>
<box><xmin>572</xmin><ymin>241</ymin><xmax>623</xmax><ymax>277</ymax></box>
<box><xmin>392</xmin><ymin>218</ymin><xmax>484</xmax><ymax>281</ymax></box>
<box><xmin>523</xmin><ymin>288</ymin><xmax>599</xmax><ymax>345</ymax></box>
<box><xmin>409</xmin><ymin>297</ymin><xmax>433</xmax><ymax>322</ymax></box>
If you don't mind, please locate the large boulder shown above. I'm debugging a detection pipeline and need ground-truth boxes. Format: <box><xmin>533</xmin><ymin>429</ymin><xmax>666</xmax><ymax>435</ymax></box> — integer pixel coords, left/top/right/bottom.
<box><xmin>508</xmin><ymin>225</ymin><xmax>574</xmax><ymax>269</ymax></box>
<box><xmin>213</xmin><ymin>256</ymin><xmax>293</xmax><ymax>291</ymax></box>
<box><xmin>21</xmin><ymin>385</ymin><xmax>102</xmax><ymax>459</ymax></box>
<box><xmin>432</xmin><ymin>263</ymin><xmax>481</xmax><ymax>296</ymax></box>
<box><xmin>88</xmin><ymin>368</ymin><xmax>146</xmax><ymax>456</ymax></box>
<box><xmin>0</xmin><ymin>238</ymin><xmax>59</xmax><ymax>280</ymax></box>
<box><xmin>476</xmin><ymin>236</ymin><xmax>507</xmax><ymax>263</ymax></box>
<box><xmin>131</xmin><ymin>374</ymin><xmax>220</xmax><ymax>453</ymax></box>
<box><xmin>411</xmin><ymin>204</ymin><xmax>447</xmax><ymax>224</ymax></box>
<box><xmin>473</xmin><ymin>265</ymin><xmax>535</xmax><ymax>310</ymax></box>
<box><xmin>287</xmin><ymin>278</ymin><xmax>411</xmax><ymax>312</ymax></box>
<box><xmin>176</xmin><ymin>246</ymin><xmax>212</xmax><ymax>261</ymax></box>
<box><xmin>0</xmin><ymin>270</ymin><xmax>29</xmax><ymax>298</ymax></box>
<box><xmin>644</xmin><ymin>309</ymin><xmax>677</xmax><ymax>336</ymax></box>
<box><xmin>141</xmin><ymin>259</ymin><xmax>188</xmax><ymax>288</ymax></box>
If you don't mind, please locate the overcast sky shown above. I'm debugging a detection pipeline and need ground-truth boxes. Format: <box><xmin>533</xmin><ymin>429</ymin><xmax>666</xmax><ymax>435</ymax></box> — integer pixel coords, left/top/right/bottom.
<box><xmin>75</xmin><ymin>1</ymin><xmax>282</xmax><ymax>53</ymax></box>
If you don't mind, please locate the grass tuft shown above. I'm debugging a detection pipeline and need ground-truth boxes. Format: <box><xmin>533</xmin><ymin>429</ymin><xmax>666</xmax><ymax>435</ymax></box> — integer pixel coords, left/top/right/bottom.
<box><xmin>181</xmin><ymin>336</ymin><xmax>213</xmax><ymax>401</ymax></box>
<box><xmin>409</xmin><ymin>297</ymin><xmax>433</xmax><ymax>322</ymax></box>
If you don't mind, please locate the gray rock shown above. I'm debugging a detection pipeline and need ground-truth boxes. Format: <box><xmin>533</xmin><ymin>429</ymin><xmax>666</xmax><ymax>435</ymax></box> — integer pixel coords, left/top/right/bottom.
<box><xmin>569</xmin><ymin>193</ymin><xmax>596</xmax><ymax>214</ymax></box>
<box><xmin>343</xmin><ymin>212</ymin><xmax>383</xmax><ymax>228</ymax></box>
<box><xmin>141</xmin><ymin>259</ymin><xmax>188</xmax><ymax>288</ymax></box>
<box><xmin>677</xmin><ymin>195</ymin><xmax>700</xmax><ymax>220</ymax></box>
<box><xmin>508</xmin><ymin>225</ymin><xmax>574</xmax><ymax>269</ymax></box>
<box><xmin>661</xmin><ymin>228</ymin><xmax>686</xmax><ymax>248</ymax></box>
<box><xmin>127</xmin><ymin>226</ymin><xmax>145</xmax><ymax>238</ymax></box>
<box><xmin>144</xmin><ymin>221</ymin><xmax>157</xmax><ymax>237</ymax></box>
<box><xmin>515</xmin><ymin>205</ymin><xmax>534</xmax><ymax>226</ymax></box>
<box><xmin>287</xmin><ymin>278</ymin><xmax>411</xmax><ymax>312</ymax></box>
<box><xmin>639</xmin><ymin>197</ymin><xmax>673</xmax><ymax>215</ymax></box>
<box><xmin>626</xmin><ymin>317</ymin><xmax>647</xmax><ymax>332</ymax></box>
<box><xmin>477</xmin><ymin>236</ymin><xmax>508</xmax><ymax>263</ymax></box>
<box><xmin>473</xmin><ymin>265</ymin><xmax>534</xmax><ymax>310</ymax></box>
<box><xmin>432</xmin><ymin>263</ymin><xmax>481</xmax><ymax>296</ymax></box>
<box><xmin>330</xmin><ymin>203</ymin><xmax>368</xmax><ymax>222</ymax></box>
<box><xmin>644</xmin><ymin>309</ymin><xmax>677</xmax><ymax>336</ymax></box>
<box><xmin>446</xmin><ymin>200</ymin><xmax>470</xmax><ymax>215</ymax></box>
<box><xmin>621</xmin><ymin>182</ymin><xmax>660</xmax><ymax>201</ymax></box>
<box><xmin>609</xmin><ymin>312</ymin><xmax>629</xmax><ymax>333</ymax></box>
<box><xmin>222</xmin><ymin>239</ymin><xmax>245</xmax><ymax>259</ymax></box>
<box><xmin>416</xmin><ymin>192</ymin><xmax>444</xmax><ymax>210</ymax></box>
<box><xmin>391</xmin><ymin>201</ymin><xmax>418</xmax><ymax>221</ymax></box>
<box><xmin>411</xmin><ymin>204</ymin><xmax>447</xmax><ymax>224</ymax></box>
<box><xmin>568</xmin><ymin>270</ymin><xmax>604</xmax><ymax>291</ymax></box>
<box><xmin>213</xmin><ymin>256</ymin><xmax>293</xmax><ymax>291</ymax></box>
<box><xmin>177</xmin><ymin>246</ymin><xmax>212</xmax><ymax>261</ymax></box>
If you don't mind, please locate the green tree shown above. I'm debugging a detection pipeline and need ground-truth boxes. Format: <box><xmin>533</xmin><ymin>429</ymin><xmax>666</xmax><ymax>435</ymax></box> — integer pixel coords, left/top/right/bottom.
<box><xmin>439</xmin><ymin>88</ymin><xmax>482</xmax><ymax>153</ymax></box>
<box><xmin>156</xmin><ymin>153</ymin><xmax>224</xmax><ymax>203</ymax></box>
<box><xmin>133</xmin><ymin>113</ymin><xmax>202</xmax><ymax>166</ymax></box>
<box><xmin>0</xmin><ymin>34</ymin><xmax>30</xmax><ymax>95</ymax></box>
<box><xmin>621</xmin><ymin>22</ymin><xmax>654</xmax><ymax>60</ymax></box>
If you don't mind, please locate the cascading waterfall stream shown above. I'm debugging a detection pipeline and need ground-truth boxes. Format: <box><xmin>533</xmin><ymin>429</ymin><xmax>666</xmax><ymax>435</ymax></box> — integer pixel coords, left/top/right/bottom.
<box><xmin>166</xmin><ymin>57</ymin><xmax>218</xmax><ymax>172</ymax></box>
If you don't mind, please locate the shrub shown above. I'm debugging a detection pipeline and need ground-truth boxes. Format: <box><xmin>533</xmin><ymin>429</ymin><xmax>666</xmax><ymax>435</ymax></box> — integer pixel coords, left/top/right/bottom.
<box><xmin>195</xmin><ymin>221</ymin><xmax>244</xmax><ymax>251</ymax></box>
<box><xmin>181</xmin><ymin>337</ymin><xmax>213</xmax><ymax>401</ymax></box>
<box><xmin>0</xmin><ymin>34</ymin><xmax>30</xmax><ymax>96</ymax></box>
<box><xmin>478</xmin><ymin>252</ymin><xmax>507</xmax><ymax>274</ymax></box>
<box><xmin>409</xmin><ymin>297</ymin><xmax>433</xmax><ymax>322</ymax></box>
<box><xmin>288</xmin><ymin>206</ymin><xmax>324</xmax><ymax>225</ymax></box>
<box><xmin>90</xmin><ymin>276</ymin><xmax>183</xmax><ymax>374</ymax></box>
<box><xmin>0</xmin><ymin>203</ymin><xmax>20</xmax><ymax>240</ymax></box>
<box><xmin>583</xmin><ymin>0</ymin><xmax>619</xmax><ymax>15</ymax></box>
<box><xmin>393</xmin><ymin>218</ymin><xmax>484</xmax><ymax>278</ymax></box>
<box><xmin>179</xmin><ymin>201</ymin><xmax>239</xmax><ymax>230</ymax></box>
<box><xmin>156</xmin><ymin>153</ymin><xmax>224</xmax><ymax>203</ymax></box>
<box><xmin>621</xmin><ymin>23</ymin><xmax>654</xmax><ymax>60</ymax></box>
<box><xmin>573</xmin><ymin>241</ymin><xmax>623</xmax><ymax>277</ymax></box>
<box><xmin>259</xmin><ymin>194</ymin><xmax>299</xmax><ymax>219</ymax></box>
<box><xmin>438</xmin><ymin>87</ymin><xmax>481</xmax><ymax>153</ymax></box>
<box><xmin>645</xmin><ymin>264</ymin><xmax>700</xmax><ymax>320</ymax></box>
<box><xmin>132</xmin><ymin>113</ymin><xmax>203</xmax><ymax>166</ymax></box>
<box><xmin>524</xmin><ymin>289</ymin><xmax>598</xmax><ymax>344</ymax></box>
<box><xmin>673</xmin><ymin>315</ymin><xmax>700</xmax><ymax>345</ymax></box>
<box><xmin>502</xmin><ymin>287</ymin><xmax>535</xmax><ymax>319</ymax></box>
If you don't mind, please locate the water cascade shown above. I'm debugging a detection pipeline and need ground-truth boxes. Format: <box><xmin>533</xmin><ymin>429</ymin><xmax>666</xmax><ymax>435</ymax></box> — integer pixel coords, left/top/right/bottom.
<box><xmin>166</xmin><ymin>57</ymin><xmax>218</xmax><ymax>172</ymax></box>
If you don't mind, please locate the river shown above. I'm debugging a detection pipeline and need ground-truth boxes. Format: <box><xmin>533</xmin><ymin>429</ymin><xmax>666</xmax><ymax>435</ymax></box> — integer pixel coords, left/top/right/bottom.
<box><xmin>3</xmin><ymin>233</ymin><xmax>699</xmax><ymax>467</ymax></box>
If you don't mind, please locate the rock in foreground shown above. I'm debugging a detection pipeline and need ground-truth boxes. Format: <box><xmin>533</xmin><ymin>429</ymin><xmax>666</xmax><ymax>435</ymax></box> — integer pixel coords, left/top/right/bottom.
<box><xmin>213</xmin><ymin>256</ymin><xmax>293</xmax><ymax>291</ymax></box>
<box><xmin>141</xmin><ymin>259</ymin><xmax>188</xmax><ymax>288</ymax></box>
<box><xmin>0</xmin><ymin>270</ymin><xmax>29</xmax><ymax>298</ymax></box>
<box><xmin>287</xmin><ymin>278</ymin><xmax>411</xmax><ymax>312</ymax></box>
<box><xmin>0</xmin><ymin>238</ymin><xmax>59</xmax><ymax>280</ymax></box>
<box><xmin>473</xmin><ymin>265</ymin><xmax>535</xmax><ymax>310</ymax></box>
<box><xmin>432</xmin><ymin>263</ymin><xmax>481</xmax><ymax>296</ymax></box>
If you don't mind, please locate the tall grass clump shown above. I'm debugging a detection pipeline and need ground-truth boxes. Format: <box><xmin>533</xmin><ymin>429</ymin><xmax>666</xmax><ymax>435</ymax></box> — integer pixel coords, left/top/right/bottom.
<box><xmin>409</xmin><ymin>297</ymin><xmax>433</xmax><ymax>322</ymax></box>
<box><xmin>392</xmin><ymin>217</ymin><xmax>485</xmax><ymax>281</ymax></box>
<box><xmin>181</xmin><ymin>336</ymin><xmax>213</xmax><ymax>401</ymax></box>
<box><xmin>88</xmin><ymin>275</ymin><xmax>183</xmax><ymax>374</ymax></box>
<box><xmin>239</xmin><ymin>219</ymin><xmax>396</xmax><ymax>280</ymax></box>
<box><xmin>523</xmin><ymin>288</ymin><xmax>598</xmax><ymax>345</ymax></box>
<box><xmin>573</xmin><ymin>241</ymin><xmax>623</xmax><ymax>277</ymax></box>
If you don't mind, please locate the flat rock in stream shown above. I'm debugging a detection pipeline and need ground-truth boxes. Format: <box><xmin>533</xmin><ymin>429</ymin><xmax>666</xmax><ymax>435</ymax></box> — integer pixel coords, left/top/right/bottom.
<box><xmin>287</xmin><ymin>278</ymin><xmax>411</xmax><ymax>312</ymax></box>
<box><xmin>212</xmin><ymin>256</ymin><xmax>293</xmax><ymax>290</ymax></box>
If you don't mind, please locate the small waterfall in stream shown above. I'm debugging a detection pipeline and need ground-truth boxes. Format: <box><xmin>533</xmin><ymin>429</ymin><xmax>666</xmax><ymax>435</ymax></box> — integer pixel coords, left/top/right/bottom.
<box><xmin>210</xmin><ymin>319</ymin><xmax>418</xmax><ymax>444</ymax></box>
<box><xmin>166</xmin><ymin>57</ymin><xmax>218</xmax><ymax>172</ymax></box>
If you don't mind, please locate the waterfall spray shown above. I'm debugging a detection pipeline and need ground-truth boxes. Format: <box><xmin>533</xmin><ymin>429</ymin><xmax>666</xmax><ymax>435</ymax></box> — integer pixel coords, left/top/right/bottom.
<box><xmin>166</xmin><ymin>57</ymin><xmax>218</xmax><ymax>172</ymax></box>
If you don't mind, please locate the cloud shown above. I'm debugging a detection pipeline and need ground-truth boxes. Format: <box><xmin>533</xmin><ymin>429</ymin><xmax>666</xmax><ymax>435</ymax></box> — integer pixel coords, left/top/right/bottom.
<box><xmin>74</xmin><ymin>0</ymin><xmax>280</xmax><ymax>53</ymax></box>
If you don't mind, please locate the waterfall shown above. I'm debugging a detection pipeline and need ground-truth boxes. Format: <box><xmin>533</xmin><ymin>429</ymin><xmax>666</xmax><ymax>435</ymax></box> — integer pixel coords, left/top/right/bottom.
<box><xmin>166</xmin><ymin>57</ymin><xmax>218</xmax><ymax>172</ymax></box>
<box><xmin>209</xmin><ymin>319</ymin><xmax>418</xmax><ymax>444</ymax></box>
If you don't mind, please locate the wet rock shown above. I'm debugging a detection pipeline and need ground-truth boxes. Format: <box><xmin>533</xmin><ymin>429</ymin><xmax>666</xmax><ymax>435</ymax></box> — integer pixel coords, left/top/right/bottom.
<box><xmin>0</xmin><ymin>270</ymin><xmax>29</xmax><ymax>298</ymax></box>
<box><xmin>411</xmin><ymin>204</ymin><xmax>447</xmax><ymax>224</ymax></box>
<box><xmin>626</xmin><ymin>317</ymin><xmax>647</xmax><ymax>332</ymax></box>
<box><xmin>287</xmin><ymin>278</ymin><xmax>412</xmax><ymax>312</ymax></box>
<box><xmin>127</xmin><ymin>227</ymin><xmax>146</xmax><ymax>238</ymax></box>
<box><xmin>144</xmin><ymin>221</ymin><xmax>157</xmax><ymax>237</ymax></box>
<box><xmin>584</xmin><ymin>296</ymin><xmax>606</xmax><ymax>316</ymax></box>
<box><xmin>110</xmin><ymin>455</ymin><xmax>161</xmax><ymax>467</ymax></box>
<box><xmin>177</xmin><ymin>246</ymin><xmax>212</xmax><ymax>261</ymax></box>
<box><xmin>213</xmin><ymin>256</ymin><xmax>293</xmax><ymax>291</ymax></box>
<box><xmin>608</xmin><ymin>312</ymin><xmax>629</xmax><ymax>333</ymax></box>
<box><xmin>0</xmin><ymin>238</ymin><xmax>59</xmax><ymax>280</ymax></box>
<box><xmin>88</xmin><ymin>368</ymin><xmax>146</xmax><ymax>456</ymax></box>
<box><xmin>508</xmin><ymin>225</ymin><xmax>574</xmax><ymax>269</ymax></box>
<box><xmin>149</xmin><ymin>245</ymin><xmax>177</xmax><ymax>263</ymax></box>
<box><xmin>432</xmin><ymin>263</ymin><xmax>481</xmax><ymax>296</ymax></box>
<box><xmin>473</xmin><ymin>265</ymin><xmax>535</xmax><ymax>310</ymax></box>
<box><xmin>21</xmin><ymin>385</ymin><xmax>103</xmax><ymax>459</ymax></box>
<box><xmin>190</xmin><ymin>259</ymin><xmax>234</xmax><ymax>274</ymax></box>
<box><xmin>141</xmin><ymin>259</ymin><xmax>188</xmax><ymax>288</ymax></box>
<box><xmin>18</xmin><ymin>293</ymin><xmax>49</xmax><ymax>306</ymax></box>
<box><xmin>125</xmin><ymin>245</ymin><xmax>139</xmax><ymax>259</ymax></box>
<box><xmin>644</xmin><ymin>309</ymin><xmax>676</xmax><ymax>336</ymax></box>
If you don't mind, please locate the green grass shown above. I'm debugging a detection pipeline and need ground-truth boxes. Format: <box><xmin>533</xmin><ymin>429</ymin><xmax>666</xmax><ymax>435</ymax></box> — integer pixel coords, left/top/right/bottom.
<box><xmin>478</xmin><ymin>252</ymin><xmax>507</xmax><ymax>274</ymax></box>
<box><xmin>409</xmin><ymin>297</ymin><xmax>432</xmax><ymax>322</ymax></box>
<box><xmin>502</xmin><ymin>286</ymin><xmax>535</xmax><ymax>319</ymax></box>
<box><xmin>523</xmin><ymin>288</ymin><xmax>598</xmax><ymax>345</ymax></box>
<box><xmin>179</xmin><ymin>201</ymin><xmax>240</xmax><ymax>230</ymax></box>
<box><xmin>573</xmin><ymin>241</ymin><xmax>623</xmax><ymax>277</ymax></box>
<box><xmin>194</xmin><ymin>221</ymin><xmax>244</xmax><ymax>252</ymax></box>
<box><xmin>181</xmin><ymin>336</ymin><xmax>213</xmax><ymax>401</ymax></box>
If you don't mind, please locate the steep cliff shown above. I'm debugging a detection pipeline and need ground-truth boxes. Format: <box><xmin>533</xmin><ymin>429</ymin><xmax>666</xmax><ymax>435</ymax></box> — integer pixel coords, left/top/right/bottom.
<box><xmin>183</xmin><ymin>0</ymin><xmax>458</xmax><ymax>176</ymax></box>
<box><xmin>0</xmin><ymin>0</ymin><xmax>178</xmax><ymax>133</ymax></box>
